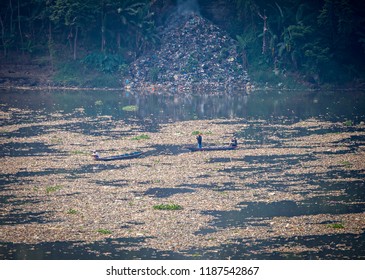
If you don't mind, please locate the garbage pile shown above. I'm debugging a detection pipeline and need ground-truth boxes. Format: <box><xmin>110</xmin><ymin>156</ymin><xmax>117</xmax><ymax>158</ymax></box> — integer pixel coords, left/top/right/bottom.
<box><xmin>126</xmin><ymin>12</ymin><xmax>249</xmax><ymax>93</ymax></box>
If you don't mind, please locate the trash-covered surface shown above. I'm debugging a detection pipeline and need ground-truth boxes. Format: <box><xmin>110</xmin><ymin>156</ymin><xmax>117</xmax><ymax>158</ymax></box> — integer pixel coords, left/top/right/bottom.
<box><xmin>127</xmin><ymin>12</ymin><xmax>249</xmax><ymax>93</ymax></box>
<box><xmin>1</xmin><ymin>100</ymin><xmax>365</xmax><ymax>259</ymax></box>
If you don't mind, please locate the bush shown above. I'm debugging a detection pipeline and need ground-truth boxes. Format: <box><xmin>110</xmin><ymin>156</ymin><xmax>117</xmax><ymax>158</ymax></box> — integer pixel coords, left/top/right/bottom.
<box><xmin>82</xmin><ymin>52</ymin><xmax>125</xmax><ymax>74</ymax></box>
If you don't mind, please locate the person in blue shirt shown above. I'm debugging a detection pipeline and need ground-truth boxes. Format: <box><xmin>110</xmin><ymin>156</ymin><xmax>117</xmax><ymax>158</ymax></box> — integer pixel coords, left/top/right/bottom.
<box><xmin>196</xmin><ymin>133</ymin><xmax>203</xmax><ymax>149</ymax></box>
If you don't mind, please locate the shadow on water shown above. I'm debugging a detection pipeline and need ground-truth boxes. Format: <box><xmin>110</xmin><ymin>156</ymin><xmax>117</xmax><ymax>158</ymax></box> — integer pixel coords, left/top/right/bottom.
<box><xmin>203</xmin><ymin>199</ymin><xmax>365</xmax><ymax>229</ymax></box>
<box><xmin>144</xmin><ymin>187</ymin><xmax>195</xmax><ymax>198</ymax></box>
<box><xmin>1</xmin><ymin>231</ymin><xmax>364</xmax><ymax>259</ymax></box>
<box><xmin>196</xmin><ymin>231</ymin><xmax>365</xmax><ymax>259</ymax></box>
<box><xmin>0</xmin><ymin>208</ymin><xmax>50</xmax><ymax>225</ymax></box>
<box><xmin>147</xmin><ymin>144</ymin><xmax>191</xmax><ymax>156</ymax></box>
<box><xmin>0</xmin><ymin>237</ymin><xmax>188</xmax><ymax>260</ymax></box>
<box><xmin>0</xmin><ymin>163</ymin><xmax>129</xmax><ymax>189</ymax></box>
<box><xmin>180</xmin><ymin>182</ymin><xmax>243</xmax><ymax>192</ymax></box>
<box><xmin>0</xmin><ymin>142</ymin><xmax>59</xmax><ymax>157</ymax></box>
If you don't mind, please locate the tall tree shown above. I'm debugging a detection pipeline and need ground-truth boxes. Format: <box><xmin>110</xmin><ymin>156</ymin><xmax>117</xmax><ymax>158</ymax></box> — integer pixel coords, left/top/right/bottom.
<box><xmin>50</xmin><ymin>0</ymin><xmax>98</xmax><ymax>60</ymax></box>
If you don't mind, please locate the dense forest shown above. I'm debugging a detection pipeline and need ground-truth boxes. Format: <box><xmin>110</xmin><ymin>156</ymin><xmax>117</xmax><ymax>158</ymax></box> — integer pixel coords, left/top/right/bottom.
<box><xmin>1</xmin><ymin>0</ymin><xmax>365</xmax><ymax>88</ymax></box>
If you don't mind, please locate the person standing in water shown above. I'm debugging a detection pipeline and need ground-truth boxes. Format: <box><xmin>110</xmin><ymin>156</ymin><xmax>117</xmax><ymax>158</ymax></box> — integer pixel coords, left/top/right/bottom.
<box><xmin>196</xmin><ymin>133</ymin><xmax>203</xmax><ymax>149</ymax></box>
<box><xmin>230</xmin><ymin>137</ymin><xmax>238</xmax><ymax>147</ymax></box>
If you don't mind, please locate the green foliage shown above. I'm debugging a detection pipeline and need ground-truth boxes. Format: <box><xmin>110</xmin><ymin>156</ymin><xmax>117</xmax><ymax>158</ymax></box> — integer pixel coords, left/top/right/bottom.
<box><xmin>119</xmin><ymin>63</ymin><xmax>129</xmax><ymax>76</ymax></box>
<box><xmin>122</xmin><ymin>105</ymin><xmax>138</xmax><ymax>111</ymax></box>
<box><xmin>53</xmin><ymin>60</ymin><xmax>121</xmax><ymax>88</ymax></box>
<box><xmin>192</xmin><ymin>131</ymin><xmax>202</xmax><ymax>135</ymax></box>
<box><xmin>1</xmin><ymin>0</ymin><xmax>365</xmax><ymax>86</ymax></box>
<box><xmin>153</xmin><ymin>203</ymin><xmax>183</xmax><ymax>210</ymax></box>
<box><xmin>69</xmin><ymin>150</ymin><xmax>89</xmax><ymax>155</ymax></box>
<box><xmin>329</xmin><ymin>223</ymin><xmax>345</xmax><ymax>229</ymax></box>
<box><xmin>131</xmin><ymin>134</ymin><xmax>150</xmax><ymax>140</ymax></box>
<box><xmin>343</xmin><ymin>120</ymin><xmax>353</xmax><ymax>126</ymax></box>
<box><xmin>95</xmin><ymin>100</ymin><xmax>103</xmax><ymax>106</ymax></box>
<box><xmin>340</xmin><ymin>161</ymin><xmax>352</xmax><ymax>168</ymax></box>
<box><xmin>82</xmin><ymin>52</ymin><xmax>125</xmax><ymax>74</ymax></box>
<box><xmin>97</xmin><ymin>229</ymin><xmax>112</xmax><ymax>234</ymax></box>
<box><xmin>67</xmin><ymin>209</ymin><xmax>78</xmax><ymax>215</ymax></box>
<box><xmin>50</xmin><ymin>0</ymin><xmax>97</xmax><ymax>28</ymax></box>
<box><xmin>46</xmin><ymin>185</ymin><xmax>62</xmax><ymax>194</ymax></box>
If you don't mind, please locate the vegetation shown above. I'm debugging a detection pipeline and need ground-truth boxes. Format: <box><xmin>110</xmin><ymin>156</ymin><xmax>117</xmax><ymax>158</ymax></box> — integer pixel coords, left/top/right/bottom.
<box><xmin>153</xmin><ymin>203</ymin><xmax>183</xmax><ymax>210</ymax></box>
<box><xmin>131</xmin><ymin>134</ymin><xmax>150</xmax><ymax>140</ymax></box>
<box><xmin>343</xmin><ymin>120</ymin><xmax>353</xmax><ymax>126</ymax></box>
<box><xmin>67</xmin><ymin>209</ymin><xmax>78</xmax><ymax>215</ymax></box>
<box><xmin>122</xmin><ymin>105</ymin><xmax>138</xmax><ymax>111</ymax></box>
<box><xmin>329</xmin><ymin>223</ymin><xmax>345</xmax><ymax>229</ymax></box>
<box><xmin>191</xmin><ymin>131</ymin><xmax>202</xmax><ymax>135</ymax></box>
<box><xmin>97</xmin><ymin>229</ymin><xmax>112</xmax><ymax>234</ymax></box>
<box><xmin>0</xmin><ymin>0</ymin><xmax>364</xmax><ymax>87</ymax></box>
<box><xmin>46</xmin><ymin>185</ymin><xmax>62</xmax><ymax>194</ymax></box>
<box><xmin>340</xmin><ymin>161</ymin><xmax>353</xmax><ymax>168</ymax></box>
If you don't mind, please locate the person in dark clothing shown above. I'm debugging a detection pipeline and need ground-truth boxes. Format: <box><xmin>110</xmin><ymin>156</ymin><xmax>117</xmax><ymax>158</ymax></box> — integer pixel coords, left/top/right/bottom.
<box><xmin>230</xmin><ymin>137</ymin><xmax>238</xmax><ymax>147</ymax></box>
<box><xmin>196</xmin><ymin>133</ymin><xmax>203</xmax><ymax>148</ymax></box>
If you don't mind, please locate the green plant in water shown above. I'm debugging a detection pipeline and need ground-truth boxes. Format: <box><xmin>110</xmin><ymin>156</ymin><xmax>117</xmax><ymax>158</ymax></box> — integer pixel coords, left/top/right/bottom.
<box><xmin>153</xmin><ymin>203</ymin><xmax>183</xmax><ymax>210</ymax></box>
<box><xmin>95</xmin><ymin>100</ymin><xmax>103</xmax><ymax>106</ymax></box>
<box><xmin>343</xmin><ymin>120</ymin><xmax>353</xmax><ymax>126</ymax></box>
<box><xmin>131</xmin><ymin>134</ymin><xmax>150</xmax><ymax>140</ymax></box>
<box><xmin>46</xmin><ymin>185</ymin><xmax>62</xmax><ymax>194</ymax></box>
<box><xmin>192</xmin><ymin>131</ymin><xmax>202</xmax><ymax>135</ymax></box>
<box><xmin>340</xmin><ymin>161</ymin><xmax>352</xmax><ymax>168</ymax></box>
<box><xmin>50</xmin><ymin>136</ymin><xmax>63</xmax><ymax>144</ymax></box>
<box><xmin>67</xmin><ymin>209</ymin><xmax>78</xmax><ymax>215</ymax></box>
<box><xmin>329</xmin><ymin>223</ymin><xmax>344</xmax><ymax>229</ymax></box>
<box><xmin>122</xmin><ymin>105</ymin><xmax>138</xmax><ymax>112</ymax></box>
<box><xmin>191</xmin><ymin>253</ymin><xmax>202</xmax><ymax>258</ymax></box>
<box><xmin>97</xmin><ymin>229</ymin><xmax>112</xmax><ymax>234</ymax></box>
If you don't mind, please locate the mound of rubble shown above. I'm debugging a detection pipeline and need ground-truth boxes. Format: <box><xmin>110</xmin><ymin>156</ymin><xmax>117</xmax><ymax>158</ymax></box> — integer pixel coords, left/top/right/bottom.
<box><xmin>126</xmin><ymin>12</ymin><xmax>249</xmax><ymax>93</ymax></box>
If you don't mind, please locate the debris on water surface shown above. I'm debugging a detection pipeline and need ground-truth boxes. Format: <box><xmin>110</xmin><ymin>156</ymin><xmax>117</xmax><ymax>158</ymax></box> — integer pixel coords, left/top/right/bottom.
<box><xmin>1</xmin><ymin>110</ymin><xmax>365</xmax><ymax>257</ymax></box>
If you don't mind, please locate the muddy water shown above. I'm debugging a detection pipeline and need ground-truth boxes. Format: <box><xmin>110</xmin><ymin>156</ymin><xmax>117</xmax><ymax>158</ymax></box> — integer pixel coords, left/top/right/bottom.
<box><xmin>1</xmin><ymin>88</ymin><xmax>365</xmax><ymax>259</ymax></box>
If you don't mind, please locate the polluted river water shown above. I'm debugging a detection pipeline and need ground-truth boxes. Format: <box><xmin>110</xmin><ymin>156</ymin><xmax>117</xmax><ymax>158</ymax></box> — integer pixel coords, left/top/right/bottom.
<box><xmin>0</xmin><ymin>88</ymin><xmax>365</xmax><ymax>259</ymax></box>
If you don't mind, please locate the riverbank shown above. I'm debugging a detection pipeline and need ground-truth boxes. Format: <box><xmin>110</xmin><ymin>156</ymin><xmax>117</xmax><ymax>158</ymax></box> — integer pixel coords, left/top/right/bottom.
<box><xmin>1</xmin><ymin>60</ymin><xmax>364</xmax><ymax>93</ymax></box>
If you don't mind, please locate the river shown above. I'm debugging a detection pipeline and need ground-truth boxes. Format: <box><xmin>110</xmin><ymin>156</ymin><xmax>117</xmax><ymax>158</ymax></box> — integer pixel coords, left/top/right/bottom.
<box><xmin>0</xmin><ymin>88</ymin><xmax>365</xmax><ymax>259</ymax></box>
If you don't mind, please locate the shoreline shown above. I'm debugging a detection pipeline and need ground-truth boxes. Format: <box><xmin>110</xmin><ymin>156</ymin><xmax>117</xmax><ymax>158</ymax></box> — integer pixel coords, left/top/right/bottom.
<box><xmin>1</xmin><ymin>62</ymin><xmax>365</xmax><ymax>93</ymax></box>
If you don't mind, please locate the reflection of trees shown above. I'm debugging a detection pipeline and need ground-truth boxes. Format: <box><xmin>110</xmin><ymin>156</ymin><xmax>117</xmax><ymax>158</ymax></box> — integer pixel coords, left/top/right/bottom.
<box><xmin>131</xmin><ymin>93</ymin><xmax>250</xmax><ymax>122</ymax></box>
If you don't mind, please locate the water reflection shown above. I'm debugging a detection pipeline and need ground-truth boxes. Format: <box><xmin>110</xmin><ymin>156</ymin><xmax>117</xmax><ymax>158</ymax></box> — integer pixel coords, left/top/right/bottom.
<box><xmin>1</xmin><ymin>89</ymin><xmax>365</xmax><ymax>127</ymax></box>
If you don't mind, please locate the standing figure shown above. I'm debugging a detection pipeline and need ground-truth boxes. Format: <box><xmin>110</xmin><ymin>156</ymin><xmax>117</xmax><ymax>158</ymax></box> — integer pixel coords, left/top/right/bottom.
<box><xmin>230</xmin><ymin>137</ymin><xmax>238</xmax><ymax>147</ymax></box>
<box><xmin>92</xmin><ymin>150</ymin><xmax>100</xmax><ymax>160</ymax></box>
<box><xmin>196</xmin><ymin>133</ymin><xmax>203</xmax><ymax>149</ymax></box>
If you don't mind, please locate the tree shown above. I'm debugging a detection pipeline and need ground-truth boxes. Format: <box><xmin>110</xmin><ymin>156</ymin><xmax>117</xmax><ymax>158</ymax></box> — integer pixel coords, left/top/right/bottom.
<box><xmin>50</xmin><ymin>0</ymin><xmax>98</xmax><ymax>60</ymax></box>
